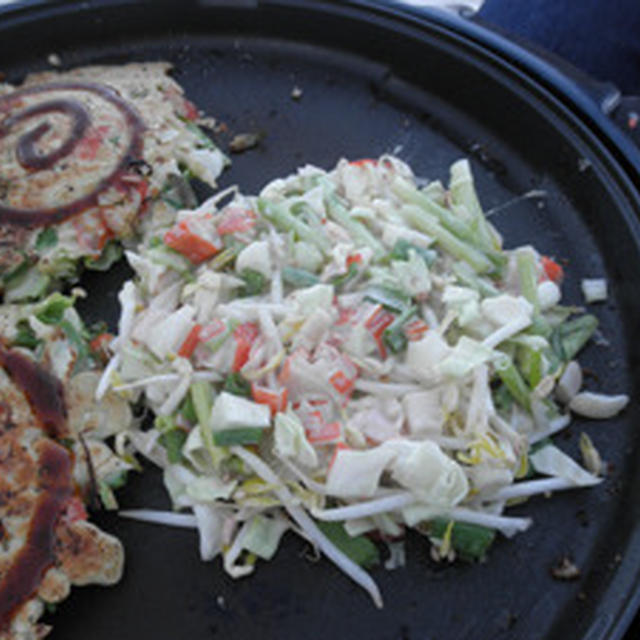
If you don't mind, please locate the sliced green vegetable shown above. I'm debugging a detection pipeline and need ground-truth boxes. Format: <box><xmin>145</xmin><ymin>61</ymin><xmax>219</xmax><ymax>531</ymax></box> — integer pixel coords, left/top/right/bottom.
<box><xmin>492</xmin><ymin>383</ymin><xmax>514</xmax><ymax>413</ymax></box>
<box><xmin>383</xmin><ymin>327</ymin><xmax>407</xmax><ymax>354</ymax></box>
<box><xmin>518</xmin><ymin>346</ymin><xmax>543</xmax><ymax>389</ymax></box>
<box><xmin>382</xmin><ymin>305</ymin><xmax>417</xmax><ymax>353</ymax></box>
<box><xmin>389</xmin><ymin>238</ymin><xmax>437</xmax><ymax>266</ymax></box>
<box><xmin>35</xmin><ymin>227</ymin><xmax>58</xmax><ymax>251</ymax></box>
<box><xmin>36</xmin><ymin>293</ymin><xmax>75</xmax><ymax>325</ymax></box>
<box><xmin>330</xmin><ymin>262</ymin><xmax>359</xmax><ymax>289</ymax></box>
<box><xmin>149</xmin><ymin>245</ymin><xmax>194</xmax><ymax>278</ymax></box>
<box><xmin>180</xmin><ymin>395</ymin><xmax>198</xmax><ymax>424</ymax></box>
<box><xmin>213</xmin><ymin>427</ymin><xmax>264</xmax><ymax>446</ymax></box>
<box><xmin>154</xmin><ymin>414</ymin><xmax>175</xmax><ymax>433</ymax></box>
<box><xmin>551</xmin><ymin>314</ymin><xmax>598</xmax><ymax>362</ymax></box>
<box><xmin>451</xmin><ymin>261</ymin><xmax>499</xmax><ymax>297</ymax></box>
<box><xmin>2</xmin><ymin>256</ymin><xmax>30</xmax><ymax>284</ymax></box>
<box><xmin>325</xmin><ymin>193</ymin><xmax>385</xmax><ymax>259</ymax></box>
<box><xmin>282</xmin><ymin>266</ymin><xmax>320</xmax><ymax>288</ymax></box>
<box><xmin>160</xmin><ymin>428</ymin><xmax>188</xmax><ymax>464</ymax></box>
<box><xmin>393</xmin><ymin>177</ymin><xmax>476</xmax><ymax>242</ymax></box>
<box><xmin>428</xmin><ymin>518</ymin><xmax>495</xmax><ymax>561</ymax></box>
<box><xmin>316</xmin><ymin>521</ymin><xmax>380</xmax><ymax>568</ymax></box>
<box><xmin>238</xmin><ymin>268</ymin><xmax>266</xmax><ymax>297</ymax></box>
<box><xmin>393</xmin><ymin>177</ymin><xmax>505</xmax><ymax>270</ymax></box>
<box><xmin>210</xmin><ymin>246</ymin><xmax>239</xmax><ymax>271</ymax></box>
<box><xmin>259</xmin><ymin>198</ymin><xmax>330</xmax><ymax>254</ymax></box>
<box><xmin>184</xmin><ymin>120</ymin><xmax>218</xmax><ymax>151</ymax></box>
<box><xmin>223</xmin><ymin>372</ymin><xmax>252</xmax><ymax>398</ymax></box>
<box><xmin>401</xmin><ymin>205</ymin><xmax>494</xmax><ymax>274</ymax></box>
<box><xmin>449</xmin><ymin>159</ymin><xmax>500</xmax><ymax>252</ymax></box>
<box><xmin>516</xmin><ymin>250</ymin><xmax>540</xmax><ymax>313</ymax></box>
<box><xmin>161</xmin><ymin>173</ymin><xmax>199</xmax><ymax>210</ymax></box>
<box><xmin>12</xmin><ymin>319</ymin><xmax>42</xmax><ymax>350</ymax></box>
<box><xmin>98</xmin><ymin>480</ymin><xmax>118</xmax><ymax>510</ymax></box>
<box><xmin>421</xmin><ymin>179</ymin><xmax>446</xmax><ymax>205</ymax></box>
<box><xmin>191</xmin><ymin>381</ymin><xmax>213</xmax><ymax>428</ymax></box>
<box><xmin>364</xmin><ymin>285</ymin><xmax>411</xmax><ymax>313</ymax></box>
<box><xmin>84</xmin><ymin>241</ymin><xmax>123</xmax><ymax>271</ymax></box>
<box><xmin>59</xmin><ymin>319</ymin><xmax>90</xmax><ymax>369</ymax></box>
<box><xmin>4</xmin><ymin>267</ymin><xmax>50</xmax><ymax>302</ymax></box>
<box><xmin>104</xmin><ymin>470</ymin><xmax>129</xmax><ymax>490</ymax></box>
<box><xmin>494</xmin><ymin>354</ymin><xmax>531</xmax><ymax>411</ymax></box>
<box><xmin>190</xmin><ymin>380</ymin><xmax>219</xmax><ymax>464</ymax></box>
<box><xmin>528</xmin><ymin>314</ymin><xmax>552</xmax><ymax>338</ymax></box>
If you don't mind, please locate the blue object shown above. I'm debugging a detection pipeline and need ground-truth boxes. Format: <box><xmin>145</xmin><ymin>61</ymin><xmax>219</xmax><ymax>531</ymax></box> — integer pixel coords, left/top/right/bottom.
<box><xmin>478</xmin><ymin>0</ymin><xmax>640</xmax><ymax>93</ymax></box>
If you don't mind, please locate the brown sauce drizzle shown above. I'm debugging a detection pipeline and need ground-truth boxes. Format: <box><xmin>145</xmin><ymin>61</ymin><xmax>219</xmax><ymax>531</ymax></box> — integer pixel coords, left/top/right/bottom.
<box><xmin>0</xmin><ymin>80</ymin><xmax>145</xmax><ymax>227</ymax></box>
<box><xmin>0</xmin><ymin>346</ymin><xmax>67</xmax><ymax>440</ymax></box>
<box><xmin>6</xmin><ymin>98</ymin><xmax>91</xmax><ymax>171</ymax></box>
<box><xmin>0</xmin><ymin>441</ymin><xmax>72</xmax><ymax>627</ymax></box>
<box><xmin>0</xmin><ymin>347</ymin><xmax>72</xmax><ymax>629</ymax></box>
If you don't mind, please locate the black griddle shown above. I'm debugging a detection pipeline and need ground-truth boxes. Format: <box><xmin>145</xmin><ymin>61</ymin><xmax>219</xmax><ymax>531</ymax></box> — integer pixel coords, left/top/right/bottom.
<box><xmin>0</xmin><ymin>2</ymin><xmax>639</xmax><ymax>639</ymax></box>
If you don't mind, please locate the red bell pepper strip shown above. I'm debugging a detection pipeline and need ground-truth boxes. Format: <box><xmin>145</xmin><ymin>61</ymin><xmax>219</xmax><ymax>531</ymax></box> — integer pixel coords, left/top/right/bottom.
<box><xmin>329</xmin><ymin>370</ymin><xmax>355</xmax><ymax>395</ymax></box>
<box><xmin>178</xmin><ymin>324</ymin><xmax>202</xmax><ymax>358</ymax></box>
<box><xmin>346</xmin><ymin>253</ymin><xmax>363</xmax><ymax>267</ymax></box>
<box><xmin>540</xmin><ymin>256</ymin><xmax>564</xmax><ymax>284</ymax></box>
<box><xmin>305</xmin><ymin>412</ymin><xmax>342</xmax><ymax>444</ymax></box>
<box><xmin>251</xmin><ymin>384</ymin><xmax>288</xmax><ymax>415</ymax></box>
<box><xmin>365</xmin><ymin>305</ymin><xmax>395</xmax><ymax>358</ymax></box>
<box><xmin>216</xmin><ymin>207</ymin><xmax>257</xmax><ymax>235</ymax></box>
<box><xmin>181</xmin><ymin>98</ymin><xmax>200</xmax><ymax>121</ymax></box>
<box><xmin>404</xmin><ymin>319</ymin><xmax>429</xmax><ymax>341</ymax></box>
<box><xmin>232</xmin><ymin>322</ymin><xmax>260</xmax><ymax>372</ymax></box>
<box><xmin>89</xmin><ymin>332</ymin><xmax>114</xmax><ymax>354</ymax></box>
<box><xmin>349</xmin><ymin>158</ymin><xmax>377</xmax><ymax>168</ymax></box>
<box><xmin>164</xmin><ymin>218</ymin><xmax>222</xmax><ymax>264</ymax></box>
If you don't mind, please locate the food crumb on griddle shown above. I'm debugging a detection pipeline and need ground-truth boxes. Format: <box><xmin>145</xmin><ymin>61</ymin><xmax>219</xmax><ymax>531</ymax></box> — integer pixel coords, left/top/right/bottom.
<box><xmin>229</xmin><ymin>132</ymin><xmax>262</xmax><ymax>154</ymax></box>
<box><xmin>550</xmin><ymin>556</ymin><xmax>581</xmax><ymax>581</ymax></box>
<box><xmin>47</xmin><ymin>53</ymin><xmax>62</xmax><ymax>67</ymax></box>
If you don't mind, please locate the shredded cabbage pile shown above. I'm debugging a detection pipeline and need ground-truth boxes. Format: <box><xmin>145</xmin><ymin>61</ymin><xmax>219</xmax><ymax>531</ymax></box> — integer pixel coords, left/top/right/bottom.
<box><xmin>102</xmin><ymin>156</ymin><xmax>628</xmax><ymax>607</ymax></box>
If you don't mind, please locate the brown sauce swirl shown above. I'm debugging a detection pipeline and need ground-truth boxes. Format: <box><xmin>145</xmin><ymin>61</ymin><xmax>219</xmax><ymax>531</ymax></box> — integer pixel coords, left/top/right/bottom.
<box><xmin>0</xmin><ymin>80</ymin><xmax>145</xmax><ymax>227</ymax></box>
<box><xmin>3</xmin><ymin>98</ymin><xmax>91</xmax><ymax>171</ymax></box>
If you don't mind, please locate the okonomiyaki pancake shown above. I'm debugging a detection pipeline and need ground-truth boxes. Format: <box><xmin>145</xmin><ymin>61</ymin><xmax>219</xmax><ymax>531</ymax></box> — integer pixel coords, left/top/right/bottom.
<box><xmin>0</xmin><ymin>296</ymin><xmax>134</xmax><ymax>639</ymax></box>
<box><xmin>0</xmin><ymin>62</ymin><xmax>227</xmax><ymax>301</ymax></box>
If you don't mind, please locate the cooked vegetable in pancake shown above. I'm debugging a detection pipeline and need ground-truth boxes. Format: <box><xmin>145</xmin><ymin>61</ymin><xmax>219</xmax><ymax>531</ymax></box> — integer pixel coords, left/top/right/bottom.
<box><xmin>0</xmin><ymin>62</ymin><xmax>227</xmax><ymax>302</ymax></box>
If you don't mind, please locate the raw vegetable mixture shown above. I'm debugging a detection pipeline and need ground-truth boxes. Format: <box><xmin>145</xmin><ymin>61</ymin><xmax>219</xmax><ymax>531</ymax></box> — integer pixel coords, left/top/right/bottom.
<box><xmin>100</xmin><ymin>156</ymin><xmax>628</xmax><ymax>606</ymax></box>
